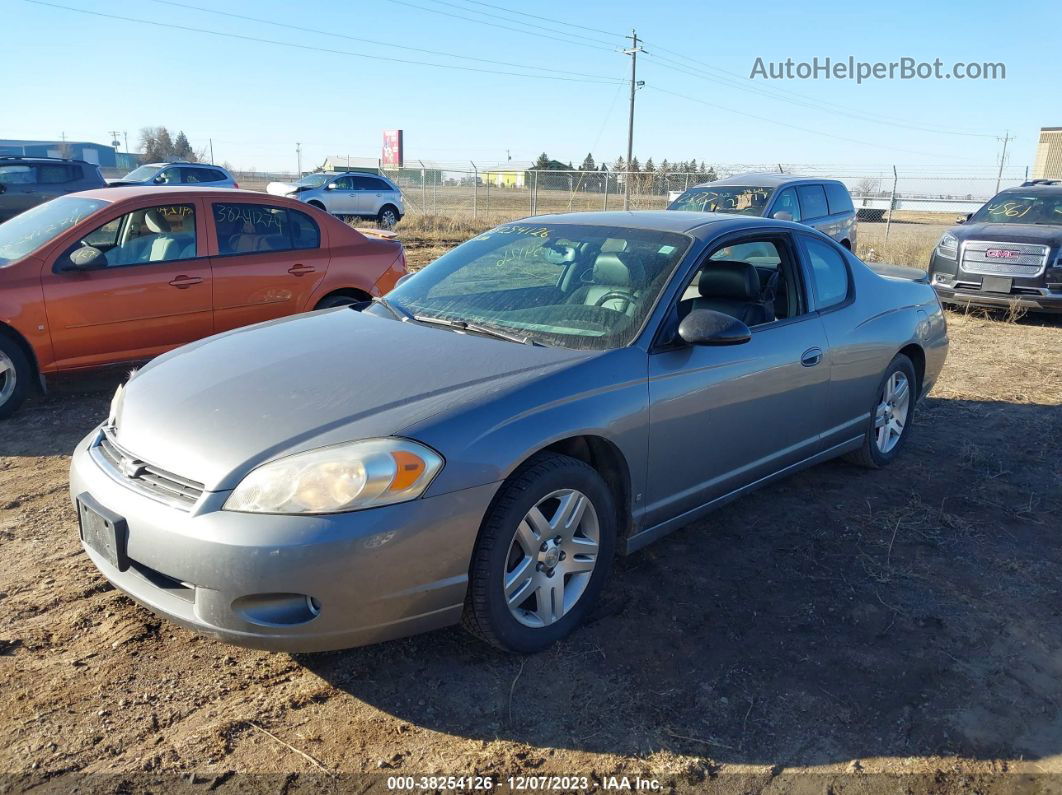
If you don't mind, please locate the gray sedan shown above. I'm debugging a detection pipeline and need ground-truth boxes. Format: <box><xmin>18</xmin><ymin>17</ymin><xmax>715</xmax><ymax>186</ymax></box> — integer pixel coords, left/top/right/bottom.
<box><xmin>69</xmin><ymin>211</ymin><xmax>948</xmax><ymax>654</ymax></box>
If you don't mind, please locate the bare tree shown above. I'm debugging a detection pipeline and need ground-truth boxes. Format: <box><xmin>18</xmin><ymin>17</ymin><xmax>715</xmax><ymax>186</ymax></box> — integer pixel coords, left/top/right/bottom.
<box><xmin>855</xmin><ymin>177</ymin><xmax>881</xmax><ymax>197</ymax></box>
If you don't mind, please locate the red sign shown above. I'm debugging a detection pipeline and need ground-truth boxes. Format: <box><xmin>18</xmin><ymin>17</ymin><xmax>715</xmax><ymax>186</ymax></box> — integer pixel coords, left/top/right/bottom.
<box><xmin>382</xmin><ymin>129</ymin><xmax>403</xmax><ymax>168</ymax></box>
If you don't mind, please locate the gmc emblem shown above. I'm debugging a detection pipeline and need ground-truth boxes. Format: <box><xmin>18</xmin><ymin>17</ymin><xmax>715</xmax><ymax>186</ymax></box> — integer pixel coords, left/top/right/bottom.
<box><xmin>985</xmin><ymin>249</ymin><xmax>1020</xmax><ymax>259</ymax></box>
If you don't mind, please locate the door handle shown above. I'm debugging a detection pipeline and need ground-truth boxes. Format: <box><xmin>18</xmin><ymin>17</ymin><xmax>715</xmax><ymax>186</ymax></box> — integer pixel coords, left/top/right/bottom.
<box><xmin>800</xmin><ymin>347</ymin><xmax>823</xmax><ymax>367</ymax></box>
<box><xmin>168</xmin><ymin>275</ymin><xmax>203</xmax><ymax>289</ymax></box>
<box><xmin>288</xmin><ymin>264</ymin><xmax>315</xmax><ymax>276</ymax></box>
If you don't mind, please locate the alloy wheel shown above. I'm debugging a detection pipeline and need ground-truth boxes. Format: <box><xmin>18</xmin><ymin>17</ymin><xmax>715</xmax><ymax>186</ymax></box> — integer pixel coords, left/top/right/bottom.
<box><xmin>380</xmin><ymin>209</ymin><xmax>398</xmax><ymax>228</ymax></box>
<box><xmin>874</xmin><ymin>371</ymin><xmax>910</xmax><ymax>454</ymax></box>
<box><xmin>503</xmin><ymin>489</ymin><xmax>600</xmax><ymax>628</ymax></box>
<box><xmin>0</xmin><ymin>351</ymin><xmax>16</xmax><ymax>405</ymax></box>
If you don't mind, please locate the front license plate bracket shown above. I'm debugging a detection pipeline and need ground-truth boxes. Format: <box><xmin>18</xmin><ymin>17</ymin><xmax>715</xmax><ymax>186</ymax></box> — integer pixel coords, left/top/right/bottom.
<box><xmin>77</xmin><ymin>492</ymin><xmax>130</xmax><ymax>572</ymax></box>
<box><xmin>980</xmin><ymin>276</ymin><xmax>1013</xmax><ymax>294</ymax></box>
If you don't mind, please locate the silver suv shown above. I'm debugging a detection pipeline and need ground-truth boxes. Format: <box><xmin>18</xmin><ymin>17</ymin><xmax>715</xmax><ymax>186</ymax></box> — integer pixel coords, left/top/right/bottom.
<box><xmin>109</xmin><ymin>162</ymin><xmax>238</xmax><ymax>189</ymax></box>
<box><xmin>270</xmin><ymin>172</ymin><xmax>404</xmax><ymax>226</ymax></box>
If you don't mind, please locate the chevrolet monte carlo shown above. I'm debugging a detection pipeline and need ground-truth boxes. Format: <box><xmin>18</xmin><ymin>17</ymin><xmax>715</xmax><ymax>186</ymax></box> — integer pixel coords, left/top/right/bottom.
<box><xmin>70</xmin><ymin>211</ymin><xmax>948</xmax><ymax>654</ymax></box>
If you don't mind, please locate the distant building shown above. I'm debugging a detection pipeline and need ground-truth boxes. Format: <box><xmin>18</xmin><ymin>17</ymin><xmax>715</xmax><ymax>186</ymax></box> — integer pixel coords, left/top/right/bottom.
<box><xmin>1032</xmin><ymin>128</ymin><xmax>1062</xmax><ymax>180</ymax></box>
<box><xmin>320</xmin><ymin>155</ymin><xmax>381</xmax><ymax>174</ymax></box>
<box><xmin>481</xmin><ymin>161</ymin><xmax>534</xmax><ymax>188</ymax></box>
<box><xmin>0</xmin><ymin>139</ymin><xmax>118</xmax><ymax>167</ymax></box>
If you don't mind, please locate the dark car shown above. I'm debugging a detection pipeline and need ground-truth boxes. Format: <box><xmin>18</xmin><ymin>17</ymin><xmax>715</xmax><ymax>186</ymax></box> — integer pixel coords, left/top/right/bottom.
<box><xmin>929</xmin><ymin>180</ymin><xmax>1062</xmax><ymax>314</ymax></box>
<box><xmin>668</xmin><ymin>173</ymin><xmax>858</xmax><ymax>249</ymax></box>
<box><xmin>0</xmin><ymin>156</ymin><xmax>107</xmax><ymax>222</ymax></box>
<box><xmin>107</xmin><ymin>162</ymin><xmax>238</xmax><ymax>189</ymax></box>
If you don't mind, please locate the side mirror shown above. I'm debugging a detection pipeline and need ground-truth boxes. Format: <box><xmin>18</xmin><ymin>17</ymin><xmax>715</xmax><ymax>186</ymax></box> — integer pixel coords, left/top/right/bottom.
<box><xmin>678</xmin><ymin>309</ymin><xmax>751</xmax><ymax>346</ymax></box>
<box><xmin>153</xmin><ymin>175</ymin><xmax>165</xmax><ymax>184</ymax></box>
<box><xmin>956</xmin><ymin>213</ymin><xmax>971</xmax><ymax>224</ymax></box>
<box><xmin>326</xmin><ymin>183</ymin><xmax>338</xmax><ymax>190</ymax></box>
<box><xmin>771</xmin><ymin>210</ymin><xmax>794</xmax><ymax>221</ymax></box>
<box><xmin>62</xmin><ymin>246</ymin><xmax>105</xmax><ymax>271</ymax></box>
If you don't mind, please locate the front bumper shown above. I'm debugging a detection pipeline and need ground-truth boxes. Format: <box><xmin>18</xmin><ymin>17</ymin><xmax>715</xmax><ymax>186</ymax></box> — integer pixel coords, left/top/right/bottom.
<box><xmin>69</xmin><ymin>429</ymin><xmax>500</xmax><ymax>652</ymax></box>
<box><xmin>932</xmin><ymin>283</ymin><xmax>1062</xmax><ymax>314</ymax></box>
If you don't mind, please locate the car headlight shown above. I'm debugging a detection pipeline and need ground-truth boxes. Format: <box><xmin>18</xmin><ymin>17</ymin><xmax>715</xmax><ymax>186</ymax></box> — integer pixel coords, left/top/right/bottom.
<box><xmin>223</xmin><ymin>438</ymin><xmax>443</xmax><ymax>515</ymax></box>
<box><xmin>936</xmin><ymin>233</ymin><xmax>959</xmax><ymax>259</ymax></box>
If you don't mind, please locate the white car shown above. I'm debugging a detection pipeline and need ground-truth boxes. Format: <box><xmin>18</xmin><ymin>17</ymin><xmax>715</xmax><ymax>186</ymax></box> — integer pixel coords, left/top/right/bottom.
<box><xmin>267</xmin><ymin>172</ymin><xmax>404</xmax><ymax>227</ymax></box>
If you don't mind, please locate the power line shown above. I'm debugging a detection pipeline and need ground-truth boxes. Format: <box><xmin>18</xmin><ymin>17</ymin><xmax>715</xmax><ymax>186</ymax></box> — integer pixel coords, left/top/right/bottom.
<box><xmin>148</xmin><ymin>0</ymin><xmax>621</xmax><ymax>82</ymax></box>
<box><xmin>383</xmin><ymin>0</ymin><xmax>617</xmax><ymax>52</ymax></box>
<box><xmin>453</xmin><ymin>0</ymin><xmax>620</xmax><ymax>37</ymax></box>
<box><xmin>24</xmin><ymin>0</ymin><xmax>623</xmax><ymax>84</ymax></box>
<box><xmin>644</xmin><ymin>85</ymin><xmax>980</xmax><ymax>162</ymax></box>
<box><xmin>410</xmin><ymin>0</ymin><xmax>617</xmax><ymax>47</ymax></box>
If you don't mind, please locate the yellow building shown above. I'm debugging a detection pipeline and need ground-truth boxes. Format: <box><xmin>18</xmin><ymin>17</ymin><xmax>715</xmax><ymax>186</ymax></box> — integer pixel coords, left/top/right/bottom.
<box><xmin>1032</xmin><ymin>128</ymin><xmax>1062</xmax><ymax>180</ymax></box>
<box><xmin>481</xmin><ymin>161</ymin><xmax>533</xmax><ymax>188</ymax></box>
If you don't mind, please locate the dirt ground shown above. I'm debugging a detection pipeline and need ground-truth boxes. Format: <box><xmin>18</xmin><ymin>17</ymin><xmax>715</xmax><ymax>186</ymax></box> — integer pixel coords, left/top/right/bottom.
<box><xmin>2</xmin><ymin>230</ymin><xmax>1062</xmax><ymax>792</ymax></box>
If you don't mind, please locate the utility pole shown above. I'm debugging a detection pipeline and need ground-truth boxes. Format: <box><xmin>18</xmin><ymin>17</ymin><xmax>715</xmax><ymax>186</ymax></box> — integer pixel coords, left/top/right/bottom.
<box><xmin>296</xmin><ymin>142</ymin><xmax>302</xmax><ymax>175</ymax></box>
<box><xmin>623</xmin><ymin>29</ymin><xmax>645</xmax><ymax>211</ymax></box>
<box><xmin>995</xmin><ymin>131</ymin><xmax>1013</xmax><ymax>193</ymax></box>
<box><xmin>123</xmin><ymin>131</ymin><xmax>129</xmax><ymax>152</ymax></box>
<box><xmin>209</xmin><ymin>138</ymin><xmax>215</xmax><ymax>164</ymax></box>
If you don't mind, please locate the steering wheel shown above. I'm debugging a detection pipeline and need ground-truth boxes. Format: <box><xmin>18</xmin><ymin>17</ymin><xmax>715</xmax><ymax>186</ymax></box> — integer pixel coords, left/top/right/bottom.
<box><xmin>593</xmin><ymin>290</ymin><xmax>634</xmax><ymax>311</ymax></box>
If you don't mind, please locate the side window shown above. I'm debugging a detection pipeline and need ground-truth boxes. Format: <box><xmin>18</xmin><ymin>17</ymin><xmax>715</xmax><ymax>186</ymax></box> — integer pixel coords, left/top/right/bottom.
<box><xmin>213</xmin><ymin>202</ymin><xmax>294</xmax><ymax>255</ymax></box>
<box><xmin>289</xmin><ymin>210</ymin><xmax>320</xmax><ymax>249</ymax></box>
<box><xmin>678</xmin><ymin>237</ymin><xmax>804</xmax><ymax>324</ymax></box>
<box><xmin>186</xmin><ymin>168</ymin><xmax>224</xmax><ymax>184</ymax></box>
<box><xmin>824</xmin><ymin>182</ymin><xmax>854</xmax><ymax>215</ymax></box>
<box><xmin>801</xmin><ymin>237</ymin><xmax>849</xmax><ymax>309</ymax></box>
<box><xmin>796</xmin><ymin>185</ymin><xmax>829</xmax><ymax>220</ymax></box>
<box><xmin>351</xmin><ymin>176</ymin><xmax>376</xmax><ymax>190</ymax></box>
<box><xmin>0</xmin><ymin>165</ymin><xmax>35</xmax><ymax>185</ymax></box>
<box><xmin>331</xmin><ymin>176</ymin><xmax>354</xmax><ymax>190</ymax></box>
<box><xmin>72</xmin><ymin>204</ymin><xmax>197</xmax><ymax>267</ymax></box>
<box><xmin>37</xmin><ymin>164</ymin><xmax>78</xmax><ymax>184</ymax></box>
<box><xmin>361</xmin><ymin>177</ymin><xmax>391</xmax><ymax>191</ymax></box>
<box><xmin>155</xmin><ymin>168</ymin><xmax>179</xmax><ymax>185</ymax></box>
<box><xmin>772</xmin><ymin>188</ymin><xmax>801</xmax><ymax>221</ymax></box>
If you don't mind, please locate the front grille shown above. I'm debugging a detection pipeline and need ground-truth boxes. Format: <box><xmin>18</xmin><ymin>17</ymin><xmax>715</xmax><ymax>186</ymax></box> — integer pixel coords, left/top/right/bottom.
<box><xmin>960</xmin><ymin>240</ymin><xmax>1049</xmax><ymax>277</ymax></box>
<box><xmin>93</xmin><ymin>428</ymin><xmax>204</xmax><ymax>509</ymax></box>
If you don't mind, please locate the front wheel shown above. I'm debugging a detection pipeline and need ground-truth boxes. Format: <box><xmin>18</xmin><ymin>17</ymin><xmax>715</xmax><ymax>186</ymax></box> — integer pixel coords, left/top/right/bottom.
<box><xmin>463</xmin><ymin>453</ymin><xmax>616</xmax><ymax>653</ymax></box>
<box><xmin>0</xmin><ymin>337</ymin><xmax>32</xmax><ymax>420</ymax></box>
<box><xmin>844</xmin><ymin>353</ymin><xmax>916</xmax><ymax>468</ymax></box>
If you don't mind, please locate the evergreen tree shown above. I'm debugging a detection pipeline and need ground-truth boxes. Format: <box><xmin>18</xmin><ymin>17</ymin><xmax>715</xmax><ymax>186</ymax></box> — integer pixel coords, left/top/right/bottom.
<box><xmin>534</xmin><ymin>152</ymin><xmax>551</xmax><ymax>169</ymax></box>
<box><xmin>629</xmin><ymin>156</ymin><xmax>640</xmax><ymax>172</ymax></box>
<box><xmin>173</xmin><ymin>131</ymin><xmax>196</xmax><ymax>162</ymax></box>
<box><xmin>579</xmin><ymin>152</ymin><xmax>596</xmax><ymax>171</ymax></box>
<box><xmin>614</xmin><ymin>155</ymin><xmax>626</xmax><ymax>171</ymax></box>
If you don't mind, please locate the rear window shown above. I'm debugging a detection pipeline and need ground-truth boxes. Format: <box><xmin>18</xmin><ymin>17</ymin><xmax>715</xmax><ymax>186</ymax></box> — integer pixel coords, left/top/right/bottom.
<box><xmin>37</xmin><ymin>164</ymin><xmax>80</xmax><ymax>184</ymax></box>
<box><xmin>797</xmin><ymin>185</ymin><xmax>829</xmax><ymax>219</ymax></box>
<box><xmin>824</xmin><ymin>182</ymin><xmax>854</xmax><ymax>215</ymax></box>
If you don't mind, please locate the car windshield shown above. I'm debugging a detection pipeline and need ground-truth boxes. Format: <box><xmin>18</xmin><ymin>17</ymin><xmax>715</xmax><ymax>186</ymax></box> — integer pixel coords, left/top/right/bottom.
<box><xmin>669</xmin><ymin>185</ymin><xmax>774</xmax><ymax>216</ymax></box>
<box><xmin>296</xmin><ymin>174</ymin><xmax>330</xmax><ymax>188</ymax></box>
<box><xmin>381</xmin><ymin>223</ymin><xmax>691</xmax><ymax>350</ymax></box>
<box><xmin>969</xmin><ymin>192</ymin><xmax>1062</xmax><ymax>225</ymax></box>
<box><xmin>120</xmin><ymin>165</ymin><xmax>163</xmax><ymax>182</ymax></box>
<box><xmin>0</xmin><ymin>197</ymin><xmax>109</xmax><ymax>266</ymax></box>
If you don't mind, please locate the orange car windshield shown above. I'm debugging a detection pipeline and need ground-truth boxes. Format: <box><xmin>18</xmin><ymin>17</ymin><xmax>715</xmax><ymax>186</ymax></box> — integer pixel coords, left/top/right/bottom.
<box><xmin>0</xmin><ymin>197</ymin><xmax>110</xmax><ymax>266</ymax></box>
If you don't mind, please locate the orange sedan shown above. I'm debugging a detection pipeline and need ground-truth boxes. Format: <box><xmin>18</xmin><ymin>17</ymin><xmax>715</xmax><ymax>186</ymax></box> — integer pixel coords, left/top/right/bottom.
<box><xmin>0</xmin><ymin>186</ymin><xmax>407</xmax><ymax>417</ymax></box>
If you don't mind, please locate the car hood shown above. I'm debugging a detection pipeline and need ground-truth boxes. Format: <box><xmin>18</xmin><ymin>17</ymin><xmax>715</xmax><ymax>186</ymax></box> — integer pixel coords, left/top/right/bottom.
<box><xmin>266</xmin><ymin>182</ymin><xmax>298</xmax><ymax>196</ymax></box>
<box><xmin>113</xmin><ymin>310</ymin><xmax>589</xmax><ymax>491</ymax></box>
<box><xmin>952</xmin><ymin>222</ymin><xmax>1062</xmax><ymax>247</ymax></box>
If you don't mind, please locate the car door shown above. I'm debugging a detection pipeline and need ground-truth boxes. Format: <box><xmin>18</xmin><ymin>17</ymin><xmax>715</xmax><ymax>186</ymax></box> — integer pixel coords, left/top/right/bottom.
<box><xmin>767</xmin><ymin>186</ymin><xmax>801</xmax><ymax>223</ymax></box>
<box><xmin>352</xmin><ymin>175</ymin><xmax>387</xmax><ymax>216</ymax></box>
<box><xmin>0</xmin><ymin>163</ymin><xmax>41</xmax><ymax>219</ymax></box>
<box><xmin>39</xmin><ymin>199</ymin><xmax>212</xmax><ymax>369</ymax></box>
<box><xmin>209</xmin><ymin>199</ymin><xmax>330</xmax><ymax>332</ymax></box>
<box><xmin>796</xmin><ymin>184</ymin><xmax>830</xmax><ymax>233</ymax></box>
<box><xmin>644</xmin><ymin>232</ymin><xmax>832</xmax><ymax>527</ymax></box>
<box><xmin>325</xmin><ymin>176</ymin><xmax>356</xmax><ymax>214</ymax></box>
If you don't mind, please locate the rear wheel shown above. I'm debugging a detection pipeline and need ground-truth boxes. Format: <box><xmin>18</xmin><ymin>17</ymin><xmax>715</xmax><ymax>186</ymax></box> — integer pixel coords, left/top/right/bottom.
<box><xmin>844</xmin><ymin>354</ymin><xmax>916</xmax><ymax>468</ymax></box>
<box><xmin>0</xmin><ymin>337</ymin><xmax>32</xmax><ymax>420</ymax></box>
<box><xmin>377</xmin><ymin>205</ymin><xmax>400</xmax><ymax>228</ymax></box>
<box><xmin>463</xmin><ymin>453</ymin><xmax>615</xmax><ymax>653</ymax></box>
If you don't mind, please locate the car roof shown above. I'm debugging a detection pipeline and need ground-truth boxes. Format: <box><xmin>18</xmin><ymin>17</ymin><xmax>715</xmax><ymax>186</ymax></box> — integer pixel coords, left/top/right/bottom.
<box><xmin>0</xmin><ymin>155</ymin><xmax>92</xmax><ymax>166</ymax></box>
<box><xmin>522</xmin><ymin>210</ymin><xmax>806</xmax><ymax>239</ymax></box>
<box><xmin>75</xmin><ymin>186</ymin><xmax>262</xmax><ymax>201</ymax></box>
<box><xmin>141</xmin><ymin>162</ymin><xmax>229</xmax><ymax>169</ymax></box>
<box><xmin>685</xmin><ymin>172</ymin><xmax>842</xmax><ymax>190</ymax></box>
<box><xmin>1000</xmin><ymin>184</ymin><xmax>1062</xmax><ymax>195</ymax></box>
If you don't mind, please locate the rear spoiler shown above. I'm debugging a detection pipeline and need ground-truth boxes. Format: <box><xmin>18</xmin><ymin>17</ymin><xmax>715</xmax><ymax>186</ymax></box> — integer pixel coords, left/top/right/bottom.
<box><xmin>354</xmin><ymin>227</ymin><xmax>399</xmax><ymax>241</ymax></box>
<box><xmin>866</xmin><ymin>262</ymin><xmax>929</xmax><ymax>284</ymax></box>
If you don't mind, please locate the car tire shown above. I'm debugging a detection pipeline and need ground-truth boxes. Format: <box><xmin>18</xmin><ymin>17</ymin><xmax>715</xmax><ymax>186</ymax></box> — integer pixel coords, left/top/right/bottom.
<box><xmin>0</xmin><ymin>336</ymin><xmax>32</xmax><ymax>420</ymax></box>
<box><xmin>462</xmin><ymin>452</ymin><xmax>616</xmax><ymax>653</ymax></box>
<box><xmin>844</xmin><ymin>353</ymin><xmax>917</xmax><ymax>469</ymax></box>
<box><xmin>314</xmin><ymin>293</ymin><xmax>366</xmax><ymax>310</ymax></box>
<box><xmin>307</xmin><ymin>201</ymin><xmax>326</xmax><ymax>212</ymax></box>
<box><xmin>377</xmin><ymin>205</ymin><xmax>400</xmax><ymax>228</ymax></box>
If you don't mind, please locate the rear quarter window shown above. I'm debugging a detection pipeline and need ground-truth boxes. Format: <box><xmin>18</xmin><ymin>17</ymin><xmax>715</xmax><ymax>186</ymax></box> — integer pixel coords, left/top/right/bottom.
<box><xmin>825</xmin><ymin>182</ymin><xmax>854</xmax><ymax>214</ymax></box>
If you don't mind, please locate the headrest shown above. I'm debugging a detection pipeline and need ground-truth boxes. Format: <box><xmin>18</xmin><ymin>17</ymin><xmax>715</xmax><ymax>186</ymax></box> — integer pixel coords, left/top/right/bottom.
<box><xmin>698</xmin><ymin>260</ymin><xmax>761</xmax><ymax>300</ymax></box>
<box><xmin>144</xmin><ymin>209</ymin><xmax>171</xmax><ymax>234</ymax></box>
<box><xmin>593</xmin><ymin>252</ymin><xmax>643</xmax><ymax>288</ymax></box>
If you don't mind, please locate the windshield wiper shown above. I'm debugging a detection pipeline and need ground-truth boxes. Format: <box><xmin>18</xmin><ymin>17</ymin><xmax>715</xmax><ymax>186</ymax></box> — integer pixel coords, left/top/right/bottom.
<box><xmin>372</xmin><ymin>296</ymin><xmax>412</xmax><ymax>321</ymax></box>
<box><xmin>412</xmin><ymin>314</ymin><xmax>539</xmax><ymax>345</ymax></box>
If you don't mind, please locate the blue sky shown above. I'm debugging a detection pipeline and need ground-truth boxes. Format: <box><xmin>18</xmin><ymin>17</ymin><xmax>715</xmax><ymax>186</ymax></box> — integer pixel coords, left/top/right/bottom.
<box><xmin>6</xmin><ymin>0</ymin><xmax>1058</xmax><ymax>179</ymax></box>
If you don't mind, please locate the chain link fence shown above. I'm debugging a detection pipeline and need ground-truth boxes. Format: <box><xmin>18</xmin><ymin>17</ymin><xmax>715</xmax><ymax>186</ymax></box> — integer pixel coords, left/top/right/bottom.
<box><xmin>228</xmin><ymin>162</ymin><xmax>1035</xmax><ymax>225</ymax></box>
